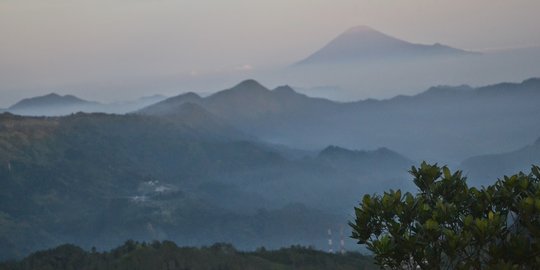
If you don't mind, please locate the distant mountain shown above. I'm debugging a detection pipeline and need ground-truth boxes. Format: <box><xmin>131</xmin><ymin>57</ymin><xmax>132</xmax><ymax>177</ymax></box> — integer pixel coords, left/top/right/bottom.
<box><xmin>141</xmin><ymin>80</ymin><xmax>336</xmax><ymax>118</ymax></box>
<box><xmin>9</xmin><ymin>93</ymin><xmax>91</xmax><ymax>109</ymax></box>
<box><xmin>140</xmin><ymin>78</ymin><xmax>540</xmax><ymax>162</ymax></box>
<box><xmin>461</xmin><ymin>137</ymin><xmax>540</xmax><ymax>184</ymax></box>
<box><xmin>295</xmin><ymin>25</ymin><xmax>473</xmax><ymax>65</ymax></box>
<box><xmin>8</xmin><ymin>93</ymin><xmax>98</xmax><ymax>115</ymax></box>
<box><xmin>7</xmin><ymin>93</ymin><xmax>168</xmax><ymax>116</ymax></box>
<box><xmin>139</xmin><ymin>80</ymin><xmax>341</xmax><ymax>136</ymax></box>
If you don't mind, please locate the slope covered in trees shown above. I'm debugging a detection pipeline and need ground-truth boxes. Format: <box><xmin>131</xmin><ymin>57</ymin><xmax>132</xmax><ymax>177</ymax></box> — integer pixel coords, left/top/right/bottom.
<box><xmin>0</xmin><ymin>112</ymin><xmax>411</xmax><ymax>260</ymax></box>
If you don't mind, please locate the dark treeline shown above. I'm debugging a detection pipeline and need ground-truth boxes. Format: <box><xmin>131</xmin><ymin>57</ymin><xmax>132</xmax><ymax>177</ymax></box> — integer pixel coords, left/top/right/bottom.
<box><xmin>0</xmin><ymin>240</ymin><xmax>376</xmax><ymax>270</ymax></box>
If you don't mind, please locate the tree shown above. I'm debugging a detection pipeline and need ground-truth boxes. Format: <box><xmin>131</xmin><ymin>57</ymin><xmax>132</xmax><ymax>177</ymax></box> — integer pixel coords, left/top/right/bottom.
<box><xmin>350</xmin><ymin>162</ymin><xmax>540</xmax><ymax>269</ymax></box>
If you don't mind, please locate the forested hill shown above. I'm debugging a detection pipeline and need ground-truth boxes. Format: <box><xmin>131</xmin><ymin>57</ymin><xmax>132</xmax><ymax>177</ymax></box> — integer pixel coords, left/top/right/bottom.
<box><xmin>0</xmin><ymin>111</ymin><xmax>410</xmax><ymax>260</ymax></box>
<box><xmin>0</xmin><ymin>241</ymin><xmax>376</xmax><ymax>270</ymax></box>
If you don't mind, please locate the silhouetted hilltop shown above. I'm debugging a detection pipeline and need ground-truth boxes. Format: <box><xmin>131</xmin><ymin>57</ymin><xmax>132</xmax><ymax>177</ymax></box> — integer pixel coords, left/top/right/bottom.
<box><xmin>140</xmin><ymin>79</ymin><xmax>340</xmax><ymax>126</ymax></box>
<box><xmin>9</xmin><ymin>93</ymin><xmax>97</xmax><ymax>113</ymax></box>
<box><xmin>7</xmin><ymin>93</ymin><xmax>168</xmax><ymax>116</ymax></box>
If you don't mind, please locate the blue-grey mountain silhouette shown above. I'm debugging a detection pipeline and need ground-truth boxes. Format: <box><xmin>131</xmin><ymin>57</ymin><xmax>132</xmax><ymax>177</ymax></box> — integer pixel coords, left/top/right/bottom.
<box><xmin>295</xmin><ymin>25</ymin><xmax>473</xmax><ymax>65</ymax></box>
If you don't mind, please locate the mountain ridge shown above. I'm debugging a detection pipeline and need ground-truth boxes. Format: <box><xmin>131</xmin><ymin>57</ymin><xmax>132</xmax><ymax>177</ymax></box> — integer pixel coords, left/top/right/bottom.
<box><xmin>139</xmin><ymin>79</ymin><xmax>341</xmax><ymax>122</ymax></box>
<box><xmin>140</xmin><ymin>77</ymin><xmax>540</xmax><ymax>162</ymax></box>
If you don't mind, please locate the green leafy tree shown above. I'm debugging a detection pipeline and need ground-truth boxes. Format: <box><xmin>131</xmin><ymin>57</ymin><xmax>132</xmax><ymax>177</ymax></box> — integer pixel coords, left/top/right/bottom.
<box><xmin>350</xmin><ymin>162</ymin><xmax>540</xmax><ymax>269</ymax></box>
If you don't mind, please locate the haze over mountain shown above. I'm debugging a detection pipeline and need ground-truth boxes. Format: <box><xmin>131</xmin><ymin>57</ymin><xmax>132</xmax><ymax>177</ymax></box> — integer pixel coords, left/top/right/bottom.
<box><xmin>3</xmin><ymin>0</ymin><xmax>540</xmax><ymax>106</ymax></box>
<box><xmin>295</xmin><ymin>26</ymin><xmax>472</xmax><ymax>65</ymax></box>
<box><xmin>2</xmin><ymin>24</ymin><xmax>539</xmax><ymax>105</ymax></box>
<box><xmin>140</xmin><ymin>78</ymin><xmax>540</xmax><ymax>163</ymax></box>
<box><xmin>255</xmin><ymin>27</ymin><xmax>540</xmax><ymax>103</ymax></box>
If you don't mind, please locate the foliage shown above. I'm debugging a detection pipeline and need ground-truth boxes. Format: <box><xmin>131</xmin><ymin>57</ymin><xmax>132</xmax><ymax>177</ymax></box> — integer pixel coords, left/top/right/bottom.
<box><xmin>0</xmin><ymin>241</ymin><xmax>376</xmax><ymax>270</ymax></box>
<box><xmin>350</xmin><ymin>162</ymin><xmax>540</xmax><ymax>269</ymax></box>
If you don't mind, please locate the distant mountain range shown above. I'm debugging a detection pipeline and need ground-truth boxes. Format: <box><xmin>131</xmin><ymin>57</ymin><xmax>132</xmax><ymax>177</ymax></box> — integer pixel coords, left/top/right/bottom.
<box><xmin>140</xmin><ymin>78</ymin><xmax>540</xmax><ymax>163</ymax></box>
<box><xmin>295</xmin><ymin>25</ymin><xmax>473</xmax><ymax>65</ymax></box>
<box><xmin>2</xmin><ymin>76</ymin><xmax>540</xmax><ymax>259</ymax></box>
<box><xmin>6</xmin><ymin>77</ymin><xmax>540</xmax><ymax>163</ymax></box>
<box><xmin>6</xmin><ymin>93</ymin><xmax>167</xmax><ymax>116</ymax></box>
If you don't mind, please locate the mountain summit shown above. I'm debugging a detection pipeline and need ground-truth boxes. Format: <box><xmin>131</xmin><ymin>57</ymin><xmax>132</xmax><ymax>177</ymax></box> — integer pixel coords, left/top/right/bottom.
<box><xmin>295</xmin><ymin>26</ymin><xmax>472</xmax><ymax>65</ymax></box>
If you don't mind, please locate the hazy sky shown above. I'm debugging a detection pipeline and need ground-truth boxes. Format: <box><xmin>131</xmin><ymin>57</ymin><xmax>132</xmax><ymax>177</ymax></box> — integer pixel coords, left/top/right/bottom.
<box><xmin>1</xmin><ymin>0</ymin><xmax>540</xmax><ymax>106</ymax></box>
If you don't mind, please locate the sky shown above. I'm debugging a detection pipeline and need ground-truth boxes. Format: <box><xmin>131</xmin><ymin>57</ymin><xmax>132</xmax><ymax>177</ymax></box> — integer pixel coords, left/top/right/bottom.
<box><xmin>1</xmin><ymin>0</ymin><xmax>540</xmax><ymax>107</ymax></box>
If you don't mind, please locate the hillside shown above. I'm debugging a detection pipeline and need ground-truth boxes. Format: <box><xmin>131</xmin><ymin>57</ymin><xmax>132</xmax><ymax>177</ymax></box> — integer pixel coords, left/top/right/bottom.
<box><xmin>0</xmin><ymin>112</ymin><xmax>292</xmax><ymax>259</ymax></box>
<box><xmin>0</xmin><ymin>112</ymin><xmax>410</xmax><ymax>260</ymax></box>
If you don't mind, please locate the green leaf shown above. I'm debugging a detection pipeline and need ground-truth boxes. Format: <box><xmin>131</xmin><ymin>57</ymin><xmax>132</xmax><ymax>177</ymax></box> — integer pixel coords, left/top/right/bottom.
<box><xmin>443</xmin><ymin>166</ymin><xmax>451</xmax><ymax>179</ymax></box>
